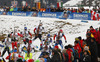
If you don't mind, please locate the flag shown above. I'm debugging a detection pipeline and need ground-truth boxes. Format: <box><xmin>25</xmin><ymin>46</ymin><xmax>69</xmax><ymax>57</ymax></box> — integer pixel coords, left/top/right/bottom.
<box><xmin>91</xmin><ymin>10</ymin><xmax>100</xmax><ymax>21</ymax></box>
<box><xmin>36</xmin><ymin>2</ymin><xmax>41</xmax><ymax>9</ymax></box>
<box><xmin>57</xmin><ymin>1</ymin><xmax>63</xmax><ymax>8</ymax></box>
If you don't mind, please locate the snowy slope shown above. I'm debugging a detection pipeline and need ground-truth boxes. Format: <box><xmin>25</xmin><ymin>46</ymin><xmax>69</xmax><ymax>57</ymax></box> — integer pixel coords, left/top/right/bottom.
<box><xmin>0</xmin><ymin>15</ymin><xmax>100</xmax><ymax>61</ymax></box>
<box><xmin>63</xmin><ymin>0</ymin><xmax>83</xmax><ymax>6</ymax></box>
<box><xmin>63</xmin><ymin>0</ymin><xmax>97</xmax><ymax>7</ymax></box>
<box><xmin>0</xmin><ymin>15</ymin><xmax>100</xmax><ymax>45</ymax></box>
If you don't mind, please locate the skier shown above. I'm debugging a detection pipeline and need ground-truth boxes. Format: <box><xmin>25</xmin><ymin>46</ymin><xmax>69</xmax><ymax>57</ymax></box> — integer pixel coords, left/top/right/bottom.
<box><xmin>10</xmin><ymin>29</ymin><xmax>23</xmax><ymax>49</ymax></box>
<box><xmin>22</xmin><ymin>27</ymin><xmax>32</xmax><ymax>44</ymax></box>
<box><xmin>40</xmin><ymin>34</ymin><xmax>52</xmax><ymax>50</ymax></box>
<box><xmin>1</xmin><ymin>34</ymin><xmax>11</xmax><ymax>57</ymax></box>
<box><xmin>0</xmin><ymin>52</ymin><xmax>5</xmax><ymax>62</ymax></box>
<box><xmin>53</xmin><ymin>29</ymin><xmax>67</xmax><ymax>49</ymax></box>
<box><xmin>33</xmin><ymin>22</ymin><xmax>45</xmax><ymax>41</ymax></box>
<box><xmin>6</xmin><ymin>47</ymin><xmax>23</xmax><ymax>62</ymax></box>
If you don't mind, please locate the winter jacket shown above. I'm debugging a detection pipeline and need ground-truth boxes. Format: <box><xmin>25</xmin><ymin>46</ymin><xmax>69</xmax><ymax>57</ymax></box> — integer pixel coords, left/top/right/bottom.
<box><xmin>50</xmin><ymin>51</ymin><xmax>60</xmax><ymax>62</ymax></box>
<box><xmin>10</xmin><ymin>8</ymin><xmax>14</xmax><ymax>11</ymax></box>
<box><xmin>90</xmin><ymin>29</ymin><xmax>97</xmax><ymax>41</ymax></box>
<box><xmin>82</xmin><ymin>55</ymin><xmax>91</xmax><ymax>62</ymax></box>
<box><xmin>63</xmin><ymin>53</ymin><xmax>69</xmax><ymax>62</ymax></box>
<box><xmin>74</xmin><ymin>43</ymin><xmax>82</xmax><ymax>58</ymax></box>
<box><xmin>89</xmin><ymin>42</ymin><xmax>98</xmax><ymax>58</ymax></box>
<box><xmin>25</xmin><ymin>53</ymin><xmax>32</xmax><ymax>60</ymax></box>
<box><xmin>80</xmin><ymin>40</ymin><xmax>84</xmax><ymax>48</ymax></box>
<box><xmin>86</xmin><ymin>37</ymin><xmax>91</xmax><ymax>46</ymax></box>
<box><xmin>14</xmin><ymin>7</ymin><xmax>18</xmax><ymax>11</ymax></box>
<box><xmin>96</xmin><ymin>31</ymin><xmax>100</xmax><ymax>44</ymax></box>
<box><xmin>66</xmin><ymin>48</ymin><xmax>73</xmax><ymax>62</ymax></box>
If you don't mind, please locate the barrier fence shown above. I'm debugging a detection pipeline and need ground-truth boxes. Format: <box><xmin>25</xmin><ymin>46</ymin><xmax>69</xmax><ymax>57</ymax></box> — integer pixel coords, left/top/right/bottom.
<box><xmin>0</xmin><ymin>11</ymin><xmax>99</xmax><ymax>20</ymax></box>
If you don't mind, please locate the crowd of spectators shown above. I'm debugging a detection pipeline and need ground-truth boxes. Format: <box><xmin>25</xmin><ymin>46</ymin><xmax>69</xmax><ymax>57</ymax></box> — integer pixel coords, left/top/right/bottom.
<box><xmin>0</xmin><ymin>5</ymin><xmax>100</xmax><ymax>13</ymax></box>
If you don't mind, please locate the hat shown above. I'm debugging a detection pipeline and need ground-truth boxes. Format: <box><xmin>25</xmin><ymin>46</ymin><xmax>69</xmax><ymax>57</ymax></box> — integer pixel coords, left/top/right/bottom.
<box><xmin>47</xmin><ymin>34</ymin><xmax>50</xmax><ymax>37</ymax></box>
<box><xmin>24</xmin><ymin>27</ymin><xmax>27</xmax><ymax>30</ymax></box>
<box><xmin>78</xmin><ymin>36</ymin><xmax>82</xmax><ymax>40</ymax></box>
<box><xmin>54</xmin><ymin>45</ymin><xmax>59</xmax><ymax>49</ymax></box>
<box><xmin>60</xmin><ymin>29</ymin><xmax>63</xmax><ymax>33</ymax></box>
<box><xmin>75</xmin><ymin>38</ymin><xmax>79</xmax><ymax>41</ymax></box>
<box><xmin>64</xmin><ymin>45</ymin><xmax>68</xmax><ymax>49</ymax></box>
<box><xmin>90</xmin><ymin>26</ymin><xmax>93</xmax><ymax>28</ymax></box>
<box><xmin>84</xmin><ymin>46</ymin><xmax>89</xmax><ymax>51</ymax></box>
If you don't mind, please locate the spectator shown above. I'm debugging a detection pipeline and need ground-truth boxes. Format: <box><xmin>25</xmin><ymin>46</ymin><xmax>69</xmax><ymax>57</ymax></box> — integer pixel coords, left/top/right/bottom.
<box><xmin>13</xmin><ymin>6</ymin><xmax>18</xmax><ymax>11</ymax></box>
<box><xmin>27</xmin><ymin>6</ymin><xmax>31</xmax><ymax>11</ymax></box>
<box><xmin>74</xmin><ymin>41</ymin><xmax>82</xmax><ymax>62</ymax></box>
<box><xmin>96</xmin><ymin>27</ymin><xmax>100</xmax><ymax>58</ymax></box>
<box><xmin>6</xmin><ymin>7</ymin><xmax>10</xmax><ymax>12</ymax></box>
<box><xmin>21</xmin><ymin>6</ymin><xmax>27</xmax><ymax>12</ymax></box>
<box><xmin>31</xmin><ymin>7</ymin><xmax>37</xmax><ymax>11</ymax></box>
<box><xmin>82</xmin><ymin>51</ymin><xmax>91</xmax><ymax>62</ymax></box>
<box><xmin>18</xmin><ymin>6</ymin><xmax>22</xmax><ymax>11</ymax></box>
<box><xmin>62</xmin><ymin>49</ymin><xmax>69</xmax><ymax>62</ymax></box>
<box><xmin>10</xmin><ymin>6</ymin><xmax>14</xmax><ymax>11</ymax></box>
<box><xmin>89</xmin><ymin>38</ymin><xmax>98</xmax><ymax>62</ymax></box>
<box><xmin>50</xmin><ymin>49</ymin><xmax>61</xmax><ymax>62</ymax></box>
<box><xmin>90</xmin><ymin>26</ymin><xmax>98</xmax><ymax>41</ymax></box>
<box><xmin>0</xmin><ymin>6</ymin><xmax>4</xmax><ymax>11</ymax></box>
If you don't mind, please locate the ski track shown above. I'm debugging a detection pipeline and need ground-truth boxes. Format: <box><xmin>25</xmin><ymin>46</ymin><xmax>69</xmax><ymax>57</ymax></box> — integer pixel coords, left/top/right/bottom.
<box><xmin>0</xmin><ymin>15</ymin><xmax>100</xmax><ymax>61</ymax></box>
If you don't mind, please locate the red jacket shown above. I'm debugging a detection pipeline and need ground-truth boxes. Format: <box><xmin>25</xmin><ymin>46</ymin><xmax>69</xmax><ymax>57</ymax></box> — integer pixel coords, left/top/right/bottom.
<box><xmin>96</xmin><ymin>31</ymin><xmax>100</xmax><ymax>44</ymax></box>
<box><xmin>66</xmin><ymin>48</ymin><xmax>73</xmax><ymax>62</ymax></box>
<box><xmin>74</xmin><ymin>43</ymin><xmax>82</xmax><ymax>58</ymax></box>
<box><xmin>80</xmin><ymin>40</ymin><xmax>83</xmax><ymax>48</ymax></box>
<box><xmin>90</xmin><ymin>29</ymin><xmax>97</xmax><ymax>41</ymax></box>
<box><xmin>12</xmin><ymin>42</ymin><xmax>17</xmax><ymax>49</ymax></box>
<box><xmin>53</xmin><ymin>34</ymin><xmax>66</xmax><ymax>40</ymax></box>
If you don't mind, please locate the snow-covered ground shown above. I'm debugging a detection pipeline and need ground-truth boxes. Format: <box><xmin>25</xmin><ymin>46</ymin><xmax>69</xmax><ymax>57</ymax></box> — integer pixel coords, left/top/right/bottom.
<box><xmin>0</xmin><ymin>15</ymin><xmax>100</xmax><ymax>61</ymax></box>
<box><xmin>63</xmin><ymin>0</ymin><xmax>83</xmax><ymax>6</ymax></box>
<box><xmin>63</xmin><ymin>0</ymin><xmax>97</xmax><ymax>7</ymax></box>
<box><xmin>0</xmin><ymin>15</ymin><xmax>100</xmax><ymax>45</ymax></box>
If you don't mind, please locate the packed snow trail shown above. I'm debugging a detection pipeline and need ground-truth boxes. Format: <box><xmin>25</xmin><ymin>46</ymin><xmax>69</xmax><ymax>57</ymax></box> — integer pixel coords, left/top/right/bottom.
<box><xmin>0</xmin><ymin>15</ymin><xmax>100</xmax><ymax>61</ymax></box>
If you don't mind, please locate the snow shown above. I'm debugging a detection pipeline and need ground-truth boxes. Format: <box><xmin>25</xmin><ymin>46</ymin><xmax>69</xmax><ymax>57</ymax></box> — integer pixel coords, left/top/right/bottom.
<box><xmin>63</xmin><ymin>0</ymin><xmax>97</xmax><ymax>8</ymax></box>
<box><xmin>0</xmin><ymin>15</ymin><xmax>100</xmax><ymax>61</ymax></box>
<box><xmin>0</xmin><ymin>15</ymin><xmax>100</xmax><ymax>44</ymax></box>
<box><xmin>63</xmin><ymin>0</ymin><xmax>83</xmax><ymax>6</ymax></box>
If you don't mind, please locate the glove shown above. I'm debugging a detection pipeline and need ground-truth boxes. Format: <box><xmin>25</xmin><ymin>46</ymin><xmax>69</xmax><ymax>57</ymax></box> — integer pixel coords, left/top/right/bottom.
<box><xmin>54</xmin><ymin>41</ymin><xmax>56</xmax><ymax>43</ymax></box>
<box><xmin>65</xmin><ymin>40</ymin><xmax>67</xmax><ymax>43</ymax></box>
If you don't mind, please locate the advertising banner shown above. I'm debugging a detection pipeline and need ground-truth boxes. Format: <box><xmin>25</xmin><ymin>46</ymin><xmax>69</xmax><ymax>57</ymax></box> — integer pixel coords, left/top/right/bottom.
<box><xmin>68</xmin><ymin>13</ymin><xmax>91</xmax><ymax>20</ymax></box>
<box><xmin>38</xmin><ymin>12</ymin><xmax>66</xmax><ymax>19</ymax></box>
<box><xmin>7</xmin><ymin>11</ymin><xmax>37</xmax><ymax>17</ymax></box>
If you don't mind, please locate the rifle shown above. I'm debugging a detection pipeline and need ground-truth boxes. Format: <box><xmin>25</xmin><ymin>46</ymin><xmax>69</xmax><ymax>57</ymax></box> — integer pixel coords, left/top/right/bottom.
<box><xmin>56</xmin><ymin>32</ymin><xmax>60</xmax><ymax>42</ymax></box>
<box><xmin>36</xmin><ymin>26</ymin><xmax>40</xmax><ymax>37</ymax></box>
<box><xmin>36</xmin><ymin>20</ymin><xmax>42</xmax><ymax>37</ymax></box>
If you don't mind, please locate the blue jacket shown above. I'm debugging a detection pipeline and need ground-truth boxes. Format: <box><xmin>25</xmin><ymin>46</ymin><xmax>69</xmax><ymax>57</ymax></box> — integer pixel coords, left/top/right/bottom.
<box><xmin>14</xmin><ymin>7</ymin><xmax>18</xmax><ymax>11</ymax></box>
